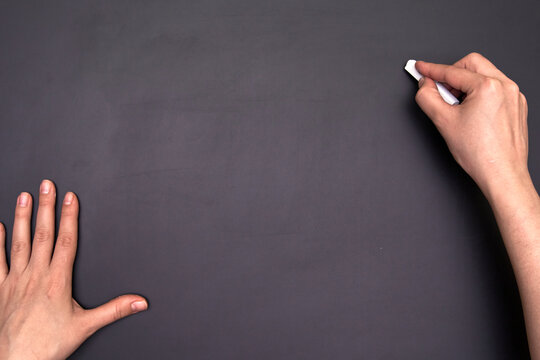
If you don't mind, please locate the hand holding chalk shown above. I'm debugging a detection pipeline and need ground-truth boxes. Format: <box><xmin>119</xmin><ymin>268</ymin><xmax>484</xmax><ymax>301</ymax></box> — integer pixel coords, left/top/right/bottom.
<box><xmin>413</xmin><ymin>54</ymin><xmax>540</xmax><ymax>360</ymax></box>
<box><xmin>410</xmin><ymin>53</ymin><xmax>529</xmax><ymax>196</ymax></box>
<box><xmin>405</xmin><ymin>59</ymin><xmax>460</xmax><ymax>105</ymax></box>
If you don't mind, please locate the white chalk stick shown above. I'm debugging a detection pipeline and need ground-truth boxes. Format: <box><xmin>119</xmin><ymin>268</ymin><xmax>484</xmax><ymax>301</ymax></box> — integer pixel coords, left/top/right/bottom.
<box><xmin>405</xmin><ymin>59</ymin><xmax>460</xmax><ymax>106</ymax></box>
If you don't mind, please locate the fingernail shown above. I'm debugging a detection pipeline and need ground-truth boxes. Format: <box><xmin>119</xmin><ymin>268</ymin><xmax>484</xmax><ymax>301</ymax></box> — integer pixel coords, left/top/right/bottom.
<box><xmin>64</xmin><ymin>192</ymin><xmax>73</xmax><ymax>205</ymax></box>
<box><xmin>18</xmin><ymin>193</ymin><xmax>29</xmax><ymax>207</ymax></box>
<box><xmin>131</xmin><ymin>300</ymin><xmax>148</xmax><ymax>313</ymax></box>
<box><xmin>418</xmin><ymin>77</ymin><xmax>425</xmax><ymax>88</ymax></box>
<box><xmin>40</xmin><ymin>180</ymin><xmax>51</xmax><ymax>194</ymax></box>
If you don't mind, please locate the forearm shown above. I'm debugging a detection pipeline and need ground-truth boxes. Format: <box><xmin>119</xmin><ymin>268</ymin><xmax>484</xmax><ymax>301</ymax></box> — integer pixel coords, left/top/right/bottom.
<box><xmin>483</xmin><ymin>174</ymin><xmax>540</xmax><ymax>359</ymax></box>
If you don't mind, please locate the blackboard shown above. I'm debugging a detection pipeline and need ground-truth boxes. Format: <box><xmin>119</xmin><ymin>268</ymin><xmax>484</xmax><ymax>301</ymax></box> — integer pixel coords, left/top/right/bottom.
<box><xmin>0</xmin><ymin>1</ymin><xmax>538</xmax><ymax>359</ymax></box>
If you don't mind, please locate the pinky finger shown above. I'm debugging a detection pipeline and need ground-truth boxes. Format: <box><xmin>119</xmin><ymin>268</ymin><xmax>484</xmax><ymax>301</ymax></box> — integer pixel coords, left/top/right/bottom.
<box><xmin>0</xmin><ymin>223</ymin><xmax>7</xmax><ymax>280</ymax></box>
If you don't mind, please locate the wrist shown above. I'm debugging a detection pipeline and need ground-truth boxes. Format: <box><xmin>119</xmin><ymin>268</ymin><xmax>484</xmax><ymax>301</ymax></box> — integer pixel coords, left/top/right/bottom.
<box><xmin>480</xmin><ymin>168</ymin><xmax>536</xmax><ymax>205</ymax></box>
<box><xmin>481</xmin><ymin>170</ymin><xmax>540</xmax><ymax>222</ymax></box>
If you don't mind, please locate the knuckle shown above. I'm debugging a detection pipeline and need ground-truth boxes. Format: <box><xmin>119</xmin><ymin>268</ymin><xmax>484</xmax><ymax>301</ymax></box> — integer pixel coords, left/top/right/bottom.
<box><xmin>520</xmin><ymin>92</ymin><xmax>528</xmax><ymax>105</ymax></box>
<box><xmin>11</xmin><ymin>240</ymin><xmax>27</xmax><ymax>254</ymax></box>
<box><xmin>466</xmin><ymin>52</ymin><xmax>484</xmax><ymax>62</ymax></box>
<box><xmin>505</xmin><ymin>81</ymin><xmax>520</xmax><ymax>94</ymax></box>
<box><xmin>520</xmin><ymin>93</ymin><xmax>528</xmax><ymax>113</ymax></box>
<box><xmin>480</xmin><ymin>78</ymin><xmax>502</xmax><ymax>93</ymax></box>
<box><xmin>57</xmin><ymin>232</ymin><xmax>76</xmax><ymax>248</ymax></box>
<box><xmin>14</xmin><ymin>207</ymin><xmax>30</xmax><ymax>220</ymax></box>
<box><xmin>114</xmin><ymin>303</ymin><xmax>124</xmax><ymax>321</ymax></box>
<box><xmin>62</xmin><ymin>205</ymin><xmax>77</xmax><ymax>216</ymax></box>
<box><xmin>38</xmin><ymin>196</ymin><xmax>55</xmax><ymax>207</ymax></box>
<box><xmin>33</xmin><ymin>227</ymin><xmax>51</xmax><ymax>244</ymax></box>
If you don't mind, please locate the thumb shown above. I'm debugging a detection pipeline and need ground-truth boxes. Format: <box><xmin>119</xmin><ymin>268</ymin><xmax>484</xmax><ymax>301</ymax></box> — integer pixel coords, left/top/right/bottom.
<box><xmin>83</xmin><ymin>294</ymin><xmax>148</xmax><ymax>333</ymax></box>
<box><xmin>415</xmin><ymin>77</ymin><xmax>455</xmax><ymax>126</ymax></box>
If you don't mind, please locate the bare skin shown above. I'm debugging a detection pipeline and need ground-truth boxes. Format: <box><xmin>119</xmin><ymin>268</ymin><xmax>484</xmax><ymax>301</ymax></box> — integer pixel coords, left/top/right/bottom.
<box><xmin>0</xmin><ymin>52</ymin><xmax>537</xmax><ymax>358</ymax></box>
<box><xmin>415</xmin><ymin>53</ymin><xmax>540</xmax><ymax>358</ymax></box>
<box><xmin>0</xmin><ymin>181</ymin><xmax>147</xmax><ymax>360</ymax></box>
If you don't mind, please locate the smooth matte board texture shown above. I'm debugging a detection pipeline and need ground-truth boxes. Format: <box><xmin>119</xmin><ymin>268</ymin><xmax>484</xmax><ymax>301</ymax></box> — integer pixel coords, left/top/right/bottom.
<box><xmin>0</xmin><ymin>1</ymin><xmax>538</xmax><ymax>359</ymax></box>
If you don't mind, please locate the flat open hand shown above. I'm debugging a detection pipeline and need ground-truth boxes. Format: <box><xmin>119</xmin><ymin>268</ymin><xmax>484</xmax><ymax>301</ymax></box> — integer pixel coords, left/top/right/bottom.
<box><xmin>0</xmin><ymin>180</ymin><xmax>147</xmax><ymax>360</ymax></box>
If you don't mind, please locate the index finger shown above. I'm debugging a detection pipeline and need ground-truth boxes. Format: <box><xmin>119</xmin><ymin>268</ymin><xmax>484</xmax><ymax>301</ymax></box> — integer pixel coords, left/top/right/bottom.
<box><xmin>453</xmin><ymin>52</ymin><xmax>508</xmax><ymax>81</ymax></box>
<box><xmin>415</xmin><ymin>61</ymin><xmax>485</xmax><ymax>94</ymax></box>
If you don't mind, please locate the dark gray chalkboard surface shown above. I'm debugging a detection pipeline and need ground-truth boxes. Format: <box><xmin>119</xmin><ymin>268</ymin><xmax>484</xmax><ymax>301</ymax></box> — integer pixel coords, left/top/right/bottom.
<box><xmin>0</xmin><ymin>1</ymin><xmax>538</xmax><ymax>359</ymax></box>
